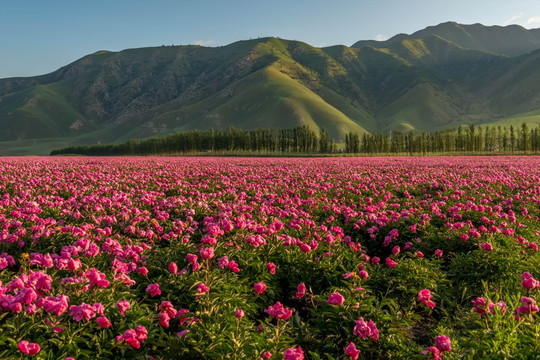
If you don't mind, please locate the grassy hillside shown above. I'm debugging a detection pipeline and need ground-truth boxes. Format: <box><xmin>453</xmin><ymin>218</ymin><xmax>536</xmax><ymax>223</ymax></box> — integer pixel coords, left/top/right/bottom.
<box><xmin>378</xmin><ymin>82</ymin><xmax>460</xmax><ymax>131</ymax></box>
<box><xmin>0</xmin><ymin>85</ymin><xmax>95</xmax><ymax>141</ymax></box>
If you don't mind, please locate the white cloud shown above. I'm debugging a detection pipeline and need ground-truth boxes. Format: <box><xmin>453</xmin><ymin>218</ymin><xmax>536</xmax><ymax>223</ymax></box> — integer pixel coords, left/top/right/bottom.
<box><xmin>526</xmin><ymin>16</ymin><xmax>540</xmax><ymax>26</ymax></box>
<box><xmin>504</xmin><ymin>13</ymin><xmax>523</xmax><ymax>25</ymax></box>
<box><xmin>374</xmin><ymin>34</ymin><xmax>389</xmax><ymax>41</ymax></box>
<box><xmin>192</xmin><ymin>40</ymin><xmax>216</xmax><ymax>46</ymax></box>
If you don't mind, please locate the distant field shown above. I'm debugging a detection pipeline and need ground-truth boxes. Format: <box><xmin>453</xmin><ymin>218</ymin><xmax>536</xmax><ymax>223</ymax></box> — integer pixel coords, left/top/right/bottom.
<box><xmin>0</xmin><ymin>129</ymin><xmax>120</xmax><ymax>156</ymax></box>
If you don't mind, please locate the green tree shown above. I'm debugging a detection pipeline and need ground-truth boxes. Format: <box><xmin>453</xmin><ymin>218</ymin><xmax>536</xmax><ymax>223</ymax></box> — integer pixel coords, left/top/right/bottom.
<box><xmin>319</xmin><ymin>128</ymin><xmax>329</xmax><ymax>153</ymax></box>
<box><xmin>521</xmin><ymin>122</ymin><xmax>530</xmax><ymax>153</ymax></box>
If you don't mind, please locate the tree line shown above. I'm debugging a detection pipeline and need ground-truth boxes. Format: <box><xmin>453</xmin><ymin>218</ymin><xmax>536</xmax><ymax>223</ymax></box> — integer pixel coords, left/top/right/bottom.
<box><xmin>349</xmin><ymin>123</ymin><xmax>540</xmax><ymax>155</ymax></box>
<box><xmin>50</xmin><ymin>123</ymin><xmax>540</xmax><ymax>156</ymax></box>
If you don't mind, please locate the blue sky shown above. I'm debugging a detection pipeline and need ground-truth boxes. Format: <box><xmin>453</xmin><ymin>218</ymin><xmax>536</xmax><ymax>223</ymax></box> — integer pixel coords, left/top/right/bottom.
<box><xmin>2</xmin><ymin>0</ymin><xmax>540</xmax><ymax>78</ymax></box>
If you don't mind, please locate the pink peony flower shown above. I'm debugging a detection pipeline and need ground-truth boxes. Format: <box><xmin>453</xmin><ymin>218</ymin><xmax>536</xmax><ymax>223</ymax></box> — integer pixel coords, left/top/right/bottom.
<box><xmin>18</xmin><ymin>340</ymin><xmax>40</xmax><ymax>355</ymax></box>
<box><xmin>159</xmin><ymin>301</ymin><xmax>177</xmax><ymax>318</ymax></box>
<box><xmin>264</xmin><ymin>301</ymin><xmax>293</xmax><ymax>320</ymax></box>
<box><xmin>114</xmin><ymin>273</ymin><xmax>136</xmax><ymax>286</ymax></box>
<box><xmin>327</xmin><ymin>291</ymin><xmax>345</xmax><ymax>306</ymax></box>
<box><xmin>67</xmin><ymin>258</ymin><xmax>81</xmax><ymax>272</ymax></box>
<box><xmin>262</xmin><ymin>352</ymin><xmax>272</xmax><ymax>359</ymax></box>
<box><xmin>26</xmin><ymin>304</ymin><xmax>37</xmax><ymax>315</ymax></box>
<box><xmin>146</xmin><ymin>283</ymin><xmax>161</xmax><ymax>297</ymax></box>
<box><xmin>266</xmin><ymin>262</ymin><xmax>277</xmax><ymax>274</ymax></box>
<box><xmin>299</xmin><ymin>242</ymin><xmax>311</xmax><ymax>253</ymax></box>
<box><xmin>0</xmin><ymin>252</ymin><xmax>15</xmax><ymax>269</ymax></box>
<box><xmin>489</xmin><ymin>301</ymin><xmax>507</xmax><ymax>315</ymax></box>
<box><xmin>283</xmin><ymin>346</ymin><xmax>304</xmax><ymax>360</ymax></box>
<box><xmin>118</xmin><ymin>329</ymin><xmax>140</xmax><ymax>349</ymax></box>
<box><xmin>480</xmin><ymin>242</ymin><xmax>493</xmax><ymax>252</ymax></box>
<box><xmin>471</xmin><ymin>297</ymin><xmax>491</xmax><ymax>316</ymax></box>
<box><xmin>434</xmin><ymin>249</ymin><xmax>443</xmax><ymax>258</ymax></box>
<box><xmin>137</xmin><ymin>266</ymin><xmax>149</xmax><ymax>276</ymax></box>
<box><xmin>11</xmin><ymin>302</ymin><xmax>23</xmax><ymax>313</ymax></box>
<box><xmin>42</xmin><ymin>294</ymin><xmax>70</xmax><ymax>316</ymax></box>
<box><xmin>515</xmin><ymin>296</ymin><xmax>539</xmax><ymax>314</ymax></box>
<box><xmin>254</xmin><ymin>281</ymin><xmax>267</xmax><ymax>294</ymax></box>
<box><xmin>434</xmin><ymin>335</ymin><xmax>451</xmax><ymax>352</ymax></box>
<box><xmin>521</xmin><ymin>272</ymin><xmax>539</xmax><ymax>290</ymax></box>
<box><xmin>418</xmin><ymin>289</ymin><xmax>436</xmax><ymax>309</ymax></box>
<box><xmin>168</xmin><ymin>262</ymin><xmax>178</xmax><ymax>274</ymax></box>
<box><xmin>218</xmin><ymin>256</ymin><xmax>229</xmax><ymax>268</ymax></box>
<box><xmin>69</xmin><ymin>303</ymin><xmax>96</xmax><ymax>322</ymax></box>
<box><xmin>116</xmin><ymin>300</ymin><xmax>130</xmax><ymax>317</ymax></box>
<box><xmin>159</xmin><ymin>312</ymin><xmax>170</xmax><ymax>327</ymax></box>
<box><xmin>422</xmin><ymin>346</ymin><xmax>441</xmax><ymax>360</ymax></box>
<box><xmin>344</xmin><ymin>342</ymin><xmax>361</xmax><ymax>360</ymax></box>
<box><xmin>176</xmin><ymin>308</ymin><xmax>190</xmax><ymax>325</ymax></box>
<box><xmin>93</xmin><ymin>302</ymin><xmax>105</xmax><ymax>316</ymax></box>
<box><xmin>86</xmin><ymin>268</ymin><xmax>110</xmax><ymax>288</ymax></box>
<box><xmin>96</xmin><ymin>316</ymin><xmax>112</xmax><ymax>328</ymax></box>
<box><xmin>353</xmin><ymin>317</ymin><xmax>379</xmax><ymax>341</ymax></box>
<box><xmin>235</xmin><ymin>309</ymin><xmax>244</xmax><ymax>318</ymax></box>
<box><xmin>34</xmin><ymin>272</ymin><xmax>53</xmax><ymax>293</ymax></box>
<box><xmin>385</xmin><ymin>257</ymin><xmax>398</xmax><ymax>268</ymax></box>
<box><xmin>296</xmin><ymin>283</ymin><xmax>306</xmax><ymax>298</ymax></box>
<box><xmin>197</xmin><ymin>283</ymin><xmax>209</xmax><ymax>294</ymax></box>
<box><xmin>226</xmin><ymin>260</ymin><xmax>240</xmax><ymax>272</ymax></box>
<box><xmin>200</xmin><ymin>247</ymin><xmax>215</xmax><ymax>260</ymax></box>
<box><xmin>135</xmin><ymin>326</ymin><xmax>148</xmax><ymax>341</ymax></box>
<box><xmin>177</xmin><ymin>329</ymin><xmax>190</xmax><ymax>338</ymax></box>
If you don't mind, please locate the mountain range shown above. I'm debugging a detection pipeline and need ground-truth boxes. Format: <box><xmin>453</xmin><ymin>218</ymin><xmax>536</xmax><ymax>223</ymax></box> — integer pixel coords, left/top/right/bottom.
<box><xmin>2</xmin><ymin>21</ymin><xmax>540</xmax><ymax>155</ymax></box>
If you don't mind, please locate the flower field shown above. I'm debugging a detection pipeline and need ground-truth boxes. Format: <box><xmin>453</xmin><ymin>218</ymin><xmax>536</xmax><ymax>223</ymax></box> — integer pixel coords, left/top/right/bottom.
<box><xmin>0</xmin><ymin>156</ymin><xmax>539</xmax><ymax>359</ymax></box>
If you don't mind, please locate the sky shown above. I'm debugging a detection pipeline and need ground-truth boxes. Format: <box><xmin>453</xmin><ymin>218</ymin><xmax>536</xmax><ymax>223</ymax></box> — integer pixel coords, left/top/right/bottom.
<box><xmin>2</xmin><ymin>0</ymin><xmax>540</xmax><ymax>78</ymax></box>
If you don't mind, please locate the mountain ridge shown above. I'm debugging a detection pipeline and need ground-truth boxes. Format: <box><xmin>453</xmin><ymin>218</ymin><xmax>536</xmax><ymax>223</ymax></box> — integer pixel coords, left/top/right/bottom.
<box><xmin>1</xmin><ymin>22</ymin><xmax>540</xmax><ymax>155</ymax></box>
<box><xmin>352</xmin><ymin>21</ymin><xmax>540</xmax><ymax>56</ymax></box>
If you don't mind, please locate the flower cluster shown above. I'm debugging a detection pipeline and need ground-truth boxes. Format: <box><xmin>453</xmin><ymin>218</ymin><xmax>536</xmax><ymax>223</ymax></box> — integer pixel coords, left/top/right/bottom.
<box><xmin>116</xmin><ymin>326</ymin><xmax>148</xmax><ymax>349</ymax></box>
